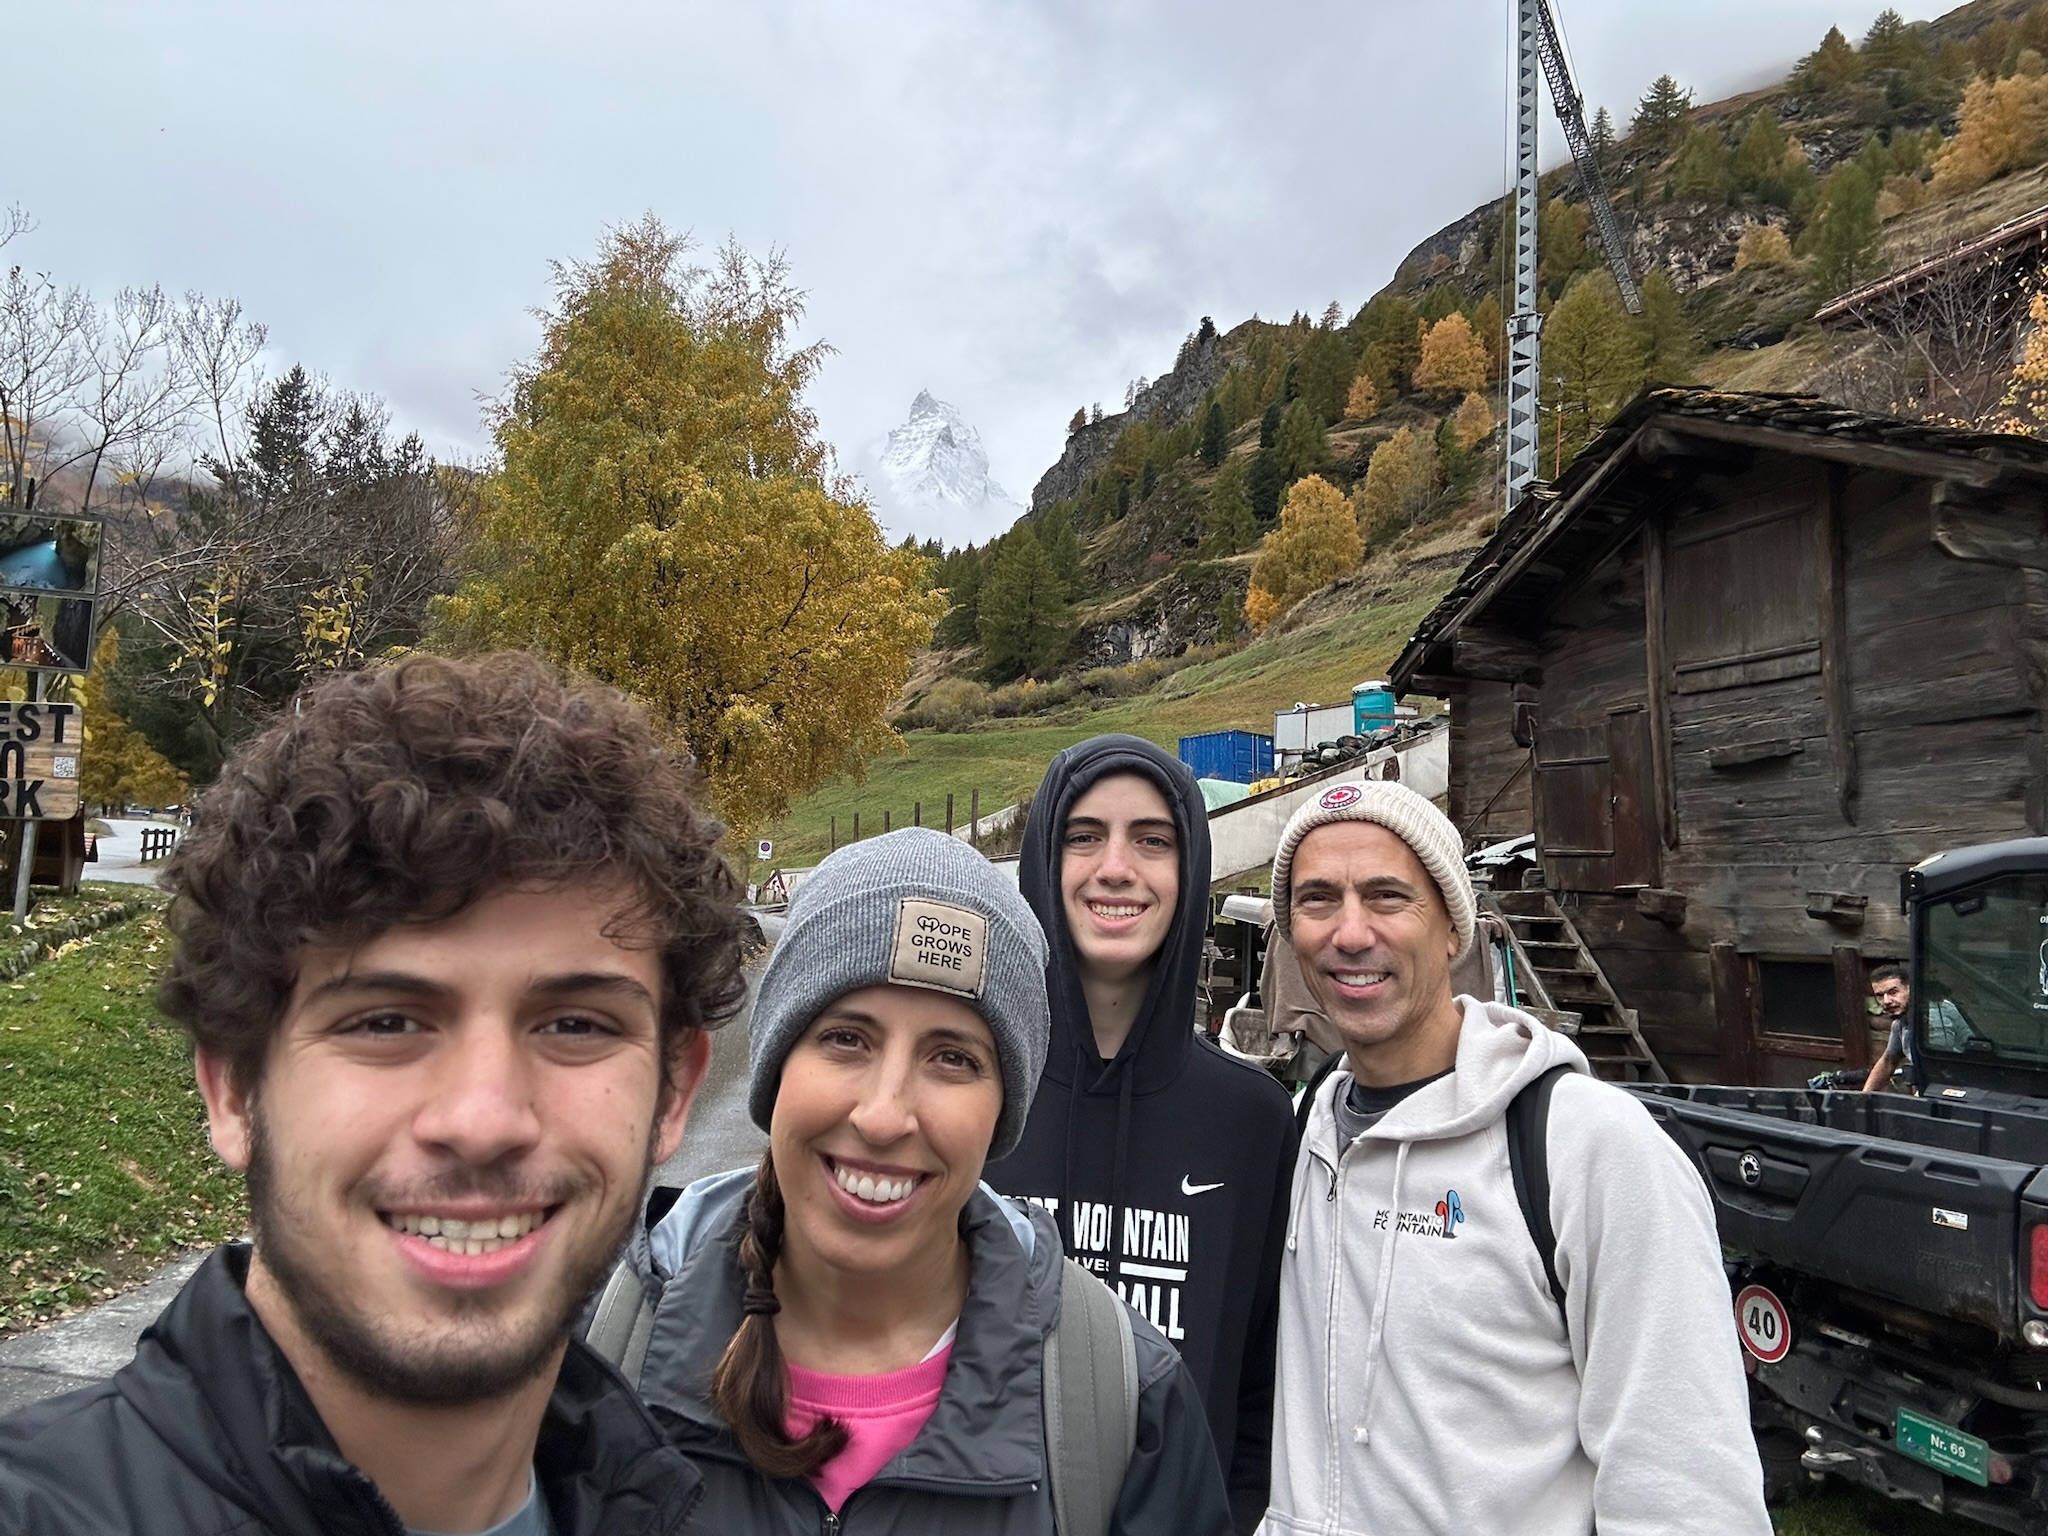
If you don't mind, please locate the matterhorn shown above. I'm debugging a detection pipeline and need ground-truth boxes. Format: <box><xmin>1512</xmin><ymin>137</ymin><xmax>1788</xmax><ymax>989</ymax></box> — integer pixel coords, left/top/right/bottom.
<box><xmin>870</xmin><ymin>390</ymin><xmax>1020</xmax><ymax>538</ymax></box>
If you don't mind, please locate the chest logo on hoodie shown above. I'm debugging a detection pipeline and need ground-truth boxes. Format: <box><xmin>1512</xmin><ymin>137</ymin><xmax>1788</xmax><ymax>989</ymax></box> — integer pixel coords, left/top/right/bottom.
<box><xmin>1373</xmin><ymin>1189</ymin><xmax>1465</xmax><ymax>1238</ymax></box>
<box><xmin>889</xmin><ymin>899</ymin><xmax>987</xmax><ymax>998</ymax></box>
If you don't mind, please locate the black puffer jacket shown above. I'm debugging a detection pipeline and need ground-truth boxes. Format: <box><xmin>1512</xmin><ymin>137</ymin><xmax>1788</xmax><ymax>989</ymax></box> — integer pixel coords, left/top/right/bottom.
<box><xmin>631</xmin><ymin>1171</ymin><xmax>1232</xmax><ymax>1534</ymax></box>
<box><xmin>983</xmin><ymin>735</ymin><xmax>1296</xmax><ymax>1530</ymax></box>
<box><xmin>0</xmin><ymin>1243</ymin><xmax>704</xmax><ymax>1535</ymax></box>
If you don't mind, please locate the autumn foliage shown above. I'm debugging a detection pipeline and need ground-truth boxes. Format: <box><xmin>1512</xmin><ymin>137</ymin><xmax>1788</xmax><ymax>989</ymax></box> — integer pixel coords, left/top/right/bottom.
<box><xmin>1934</xmin><ymin>59</ymin><xmax>2048</xmax><ymax>195</ymax></box>
<box><xmin>433</xmin><ymin>219</ymin><xmax>943</xmax><ymax>835</ymax></box>
<box><xmin>1244</xmin><ymin>475</ymin><xmax>1362</xmax><ymax>633</ymax></box>
<box><xmin>1344</xmin><ymin>372</ymin><xmax>1380</xmax><ymax>421</ymax></box>
<box><xmin>1413</xmin><ymin>315</ymin><xmax>1489</xmax><ymax>397</ymax></box>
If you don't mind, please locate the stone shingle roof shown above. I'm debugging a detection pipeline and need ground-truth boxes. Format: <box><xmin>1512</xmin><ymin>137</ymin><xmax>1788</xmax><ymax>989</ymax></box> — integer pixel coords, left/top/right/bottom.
<box><xmin>1391</xmin><ymin>387</ymin><xmax>2048</xmax><ymax>693</ymax></box>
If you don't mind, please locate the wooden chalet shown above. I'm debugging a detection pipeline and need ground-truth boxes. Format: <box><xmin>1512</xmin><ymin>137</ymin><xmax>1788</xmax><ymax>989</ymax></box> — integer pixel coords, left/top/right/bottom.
<box><xmin>1392</xmin><ymin>388</ymin><xmax>2048</xmax><ymax>1086</ymax></box>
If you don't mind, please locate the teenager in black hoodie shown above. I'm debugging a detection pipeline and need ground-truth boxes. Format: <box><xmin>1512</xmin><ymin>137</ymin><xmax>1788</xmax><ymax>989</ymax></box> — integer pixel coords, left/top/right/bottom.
<box><xmin>984</xmin><ymin>734</ymin><xmax>1296</xmax><ymax>1532</ymax></box>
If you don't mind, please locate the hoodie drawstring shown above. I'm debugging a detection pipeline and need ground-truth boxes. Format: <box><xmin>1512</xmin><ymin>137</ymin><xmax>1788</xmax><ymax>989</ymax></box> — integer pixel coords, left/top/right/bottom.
<box><xmin>1109</xmin><ymin>1064</ymin><xmax>1135</xmax><ymax>1266</ymax></box>
<box><xmin>1058</xmin><ymin>1045</ymin><xmax>1087</xmax><ymax>1255</ymax></box>
<box><xmin>1352</xmin><ymin>1139</ymin><xmax>1411</xmax><ymax>1447</ymax></box>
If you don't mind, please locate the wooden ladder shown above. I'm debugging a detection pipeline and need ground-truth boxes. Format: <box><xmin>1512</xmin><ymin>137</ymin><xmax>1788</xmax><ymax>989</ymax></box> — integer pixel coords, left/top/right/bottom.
<box><xmin>1483</xmin><ymin>890</ymin><xmax>1669</xmax><ymax>1084</ymax></box>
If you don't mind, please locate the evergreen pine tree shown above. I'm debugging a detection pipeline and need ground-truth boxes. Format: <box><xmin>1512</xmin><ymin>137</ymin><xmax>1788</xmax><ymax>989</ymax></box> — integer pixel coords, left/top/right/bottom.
<box><xmin>1796</xmin><ymin>26</ymin><xmax>1863</xmax><ymax>94</ymax></box>
<box><xmin>1541</xmin><ymin>272</ymin><xmax>1648</xmax><ymax>471</ymax></box>
<box><xmin>1207</xmin><ymin>457</ymin><xmax>1256</xmax><ymax>553</ymax></box>
<box><xmin>1274</xmin><ymin>400</ymin><xmax>1330</xmax><ymax>481</ymax></box>
<box><xmin>1199</xmin><ymin>399</ymin><xmax>1228</xmax><ymax>468</ymax></box>
<box><xmin>1589</xmin><ymin>107</ymin><xmax>1619</xmax><ymax>180</ymax></box>
<box><xmin>1804</xmin><ymin>160</ymin><xmax>1883</xmax><ymax>298</ymax></box>
<box><xmin>1635</xmin><ymin>270</ymin><xmax>1698</xmax><ymax>384</ymax></box>
<box><xmin>1630</xmin><ymin>74</ymin><xmax>1693</xmax><ymax>155</ymax></box>
<box><xmin>1258</xmin><ymin>401</ymin><xmax>1284</xmax><ymax>450</ymax></box>
<box><xmin>1247</xmin><ymin>448</ymin><xmax>1285</xmax><ymax>524</ymax></box>
<box><xmin>977</xmin><ymin>529</ymin><xmax>1070</xmax><ymax>680</ymax></box>
<box><xmin>1037</xmin><ymin>502</ymin><xmax>1083</xmax><ymax>597</ymax></box>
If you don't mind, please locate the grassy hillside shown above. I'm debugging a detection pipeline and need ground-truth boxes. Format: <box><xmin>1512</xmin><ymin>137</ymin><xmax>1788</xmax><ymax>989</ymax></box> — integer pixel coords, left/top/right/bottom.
<box><xmin>757</xmin><ymin>525</ymin><xmax>1475</xmax><ymax>874</ymax></box>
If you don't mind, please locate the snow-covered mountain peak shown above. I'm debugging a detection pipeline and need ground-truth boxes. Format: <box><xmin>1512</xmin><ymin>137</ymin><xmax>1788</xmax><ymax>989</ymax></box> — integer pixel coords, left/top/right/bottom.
<box><xmin>870</xmin><ymin>391</ymin><xmax>1019</xmax><ymax>541</ymax></box>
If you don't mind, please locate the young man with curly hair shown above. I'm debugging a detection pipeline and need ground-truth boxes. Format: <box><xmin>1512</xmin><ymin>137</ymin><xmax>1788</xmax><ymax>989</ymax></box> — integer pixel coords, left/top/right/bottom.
<box><xmin>0</xmin><ymin>653</ymin><xmax>747</xmax><ymax>1536</ymax></box>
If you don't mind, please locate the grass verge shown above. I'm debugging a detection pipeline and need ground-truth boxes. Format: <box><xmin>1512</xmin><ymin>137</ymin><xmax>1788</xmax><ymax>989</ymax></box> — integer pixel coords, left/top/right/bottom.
<box><xmin>0</xmin><ymin>897</ymin><xmax>246</xmax><ymax>1335</ymax></box>
<box><xmin>1775</xmin><ymin>1484</ymin><xmax>1976</xmax><ymax>1533</ymax></box>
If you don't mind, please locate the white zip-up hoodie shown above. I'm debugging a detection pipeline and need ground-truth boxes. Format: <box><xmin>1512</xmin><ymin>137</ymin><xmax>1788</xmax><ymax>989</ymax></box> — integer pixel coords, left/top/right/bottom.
<box><xmin>1260</xmin><ymin>998</ymin><xmax>1769</xmax><ymax>1536</ymax></box>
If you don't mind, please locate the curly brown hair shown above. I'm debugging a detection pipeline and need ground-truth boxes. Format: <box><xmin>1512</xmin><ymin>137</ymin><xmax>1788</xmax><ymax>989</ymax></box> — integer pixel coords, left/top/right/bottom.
<box><xmin>157</xmin><ymin>651</ymin><xmax>747</xmax><ymax>1097</ymax></box>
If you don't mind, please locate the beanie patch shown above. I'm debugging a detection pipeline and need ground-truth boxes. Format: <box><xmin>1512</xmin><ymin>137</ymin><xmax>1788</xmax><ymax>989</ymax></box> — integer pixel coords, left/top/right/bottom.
<box><xmin>889</xmin><ymin>898</ymin><xmax>988</xmax><ymax>998</ymax></box>
<box><xmin>1316</xmin><ymin>783</ymin><xmax>1363</xmax><ymax>811</ymax></box>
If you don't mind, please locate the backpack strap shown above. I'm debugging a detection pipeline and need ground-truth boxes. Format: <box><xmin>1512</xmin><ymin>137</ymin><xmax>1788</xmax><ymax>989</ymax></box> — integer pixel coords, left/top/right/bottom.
<box><xmin>1042</xmin><ymin>1257</ymin><xmax>1139</xmax><ymax>1536</ymax></box>
<box><xmin>586</xmin><ymin>1257</ymin><xmax>657</xmax><ymax>1387</ymax></box>
<box><xmin>1506</xmin><ymin>1063</ymin><xmax>1574</xmax><ymax>1318</ymax></box>
<box><xmin>1293</xmin><ymin>1047</ymin><xmax>1345</xmax><ymax>1140</ymax></box>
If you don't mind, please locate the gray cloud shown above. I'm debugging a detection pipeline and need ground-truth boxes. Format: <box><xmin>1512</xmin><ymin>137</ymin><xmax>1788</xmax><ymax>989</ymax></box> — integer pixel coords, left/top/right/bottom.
<box><xmin>9</xmin><ymin>1</ymin><xmax>1948</xmax><ymax>546</ymax></box>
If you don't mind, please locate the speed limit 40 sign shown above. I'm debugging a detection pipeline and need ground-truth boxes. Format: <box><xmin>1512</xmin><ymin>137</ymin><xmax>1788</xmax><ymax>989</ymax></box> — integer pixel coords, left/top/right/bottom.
<box><xmin>1735</xmin><ymin>1283</ymin><xmax>1791</xmax><ymax>1363</ymax></box>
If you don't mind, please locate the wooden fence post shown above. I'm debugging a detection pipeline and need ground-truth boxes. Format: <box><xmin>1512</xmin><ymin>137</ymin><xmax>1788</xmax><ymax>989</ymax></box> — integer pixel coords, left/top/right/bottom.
<box><xmin>945</xmin><ymin>793</ymin><xmax>954</xmax><ymax>834</ymax></box>
<box><xmin>914</xmin><ymin>801</ymin><xmax>922</xmax><ymax>827</ymax></box>
<box><xmin>883</xmin><ymin>809</ymin><xmax>892</xmax><ymax>834</ymax></box>
<box><xmin>970</xmin><ymin>790</ymin><xmax>980</xmax><ymax>840</ymax></box>
<box><xmin>829</xmin><ymin>816</ymin><xmax>837</xmax><ymax>852</ymax></box>
<box><xmin>852</xmin><ymin>812</ymin><xmax>861</xmax><ymax>842</ymax></box>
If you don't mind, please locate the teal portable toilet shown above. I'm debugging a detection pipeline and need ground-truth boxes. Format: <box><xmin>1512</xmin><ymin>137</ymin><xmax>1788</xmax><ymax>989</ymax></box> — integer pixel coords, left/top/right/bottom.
<box><xmin>1353</xmin><ymin>680</ymin><xmax>1395</xmax><ymax>734</ymax></box>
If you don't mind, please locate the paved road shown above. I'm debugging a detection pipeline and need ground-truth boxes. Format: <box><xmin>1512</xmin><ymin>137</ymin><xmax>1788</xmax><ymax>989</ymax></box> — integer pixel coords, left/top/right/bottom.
<box><xmin>0</xmin><ymin>922</ymin><xmax>777</xmax><ymax>1417</ymax></box>
<box><xmin>80</xmin><ymin>815</ymin><xmax>184</xmax><ymax>888</ymax></box>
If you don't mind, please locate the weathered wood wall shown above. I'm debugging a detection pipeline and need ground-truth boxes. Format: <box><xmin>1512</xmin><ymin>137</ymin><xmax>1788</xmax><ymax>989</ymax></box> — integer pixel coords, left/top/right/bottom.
<box><xmin>1462</xmin><ymin>451</ymin><xmax>2045</xmax><ymax>1085</ymax></box>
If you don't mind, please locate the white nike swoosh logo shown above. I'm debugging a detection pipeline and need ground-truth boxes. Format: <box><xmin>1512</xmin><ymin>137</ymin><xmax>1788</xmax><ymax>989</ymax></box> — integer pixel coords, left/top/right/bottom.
<box><xmin>1181</xmin><ymin>1177</ymin><xmax>1225</xmax><ymax>1196</ymax></box>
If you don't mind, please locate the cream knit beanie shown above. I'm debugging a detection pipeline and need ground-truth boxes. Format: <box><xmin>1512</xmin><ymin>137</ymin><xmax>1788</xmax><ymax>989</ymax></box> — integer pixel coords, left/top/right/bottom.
<box><xmin>1269</xmin><ymin>779</ymin><xmax>1476</xmax><ymax>958</ymax></box>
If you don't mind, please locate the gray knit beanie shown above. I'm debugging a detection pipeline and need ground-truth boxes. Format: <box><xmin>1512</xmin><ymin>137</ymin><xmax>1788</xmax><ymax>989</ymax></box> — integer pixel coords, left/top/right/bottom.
<box><xmin>1270</xmin><ymin>780</ymin><xmax>1476</xmax><ymax>959</ymax></box>
<box><xmin>748</xmin><ymin>827</ymin><xmax>1051</xmax><ymax>1159</ymax></box>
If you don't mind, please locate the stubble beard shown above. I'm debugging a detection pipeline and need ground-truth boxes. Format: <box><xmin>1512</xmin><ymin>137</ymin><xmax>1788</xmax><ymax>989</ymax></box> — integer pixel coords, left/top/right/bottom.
<box><xmin>244</xmin><ymin>1108</ymin><xmax>642</xmax><ymax>1406</ymax></box>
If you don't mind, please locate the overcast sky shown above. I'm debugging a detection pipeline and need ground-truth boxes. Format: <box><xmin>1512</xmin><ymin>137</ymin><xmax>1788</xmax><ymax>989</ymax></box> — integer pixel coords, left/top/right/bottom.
<box><xmin>10</xmin><ymin>1</ymin><xmax>1949</xmax><ymax>545</ymax></box>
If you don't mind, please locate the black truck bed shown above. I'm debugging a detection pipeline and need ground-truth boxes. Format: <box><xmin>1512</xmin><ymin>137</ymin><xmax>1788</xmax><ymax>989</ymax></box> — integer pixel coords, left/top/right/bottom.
<box><xmin>1630</xmin><ymin>1085</ymin><xmax>2048</xmax><ymax>1334</ymax></box>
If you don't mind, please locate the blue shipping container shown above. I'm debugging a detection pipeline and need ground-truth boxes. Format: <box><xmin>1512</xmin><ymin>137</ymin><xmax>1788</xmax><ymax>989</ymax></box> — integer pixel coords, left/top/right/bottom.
<box><xmin>1178</xmin><ymin>730</ymin><xmax>1276</xmax><ymax>785</ymax></box>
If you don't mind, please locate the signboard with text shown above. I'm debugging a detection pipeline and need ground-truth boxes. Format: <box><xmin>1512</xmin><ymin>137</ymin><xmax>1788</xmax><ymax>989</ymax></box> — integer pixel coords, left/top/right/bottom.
<box><xmin>0</xmin><ymin>700</ymin><xmax>81</xmax><ymax>818</ymax></box>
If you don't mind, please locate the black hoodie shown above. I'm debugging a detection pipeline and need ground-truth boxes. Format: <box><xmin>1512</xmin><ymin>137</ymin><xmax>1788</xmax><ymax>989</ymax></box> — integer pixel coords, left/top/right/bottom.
<box><xmin>0</xmin><ymin>1244</ymin><xmax>705</xmax><ymax>1535</ymax></box>
<box><xmin>983</xmin><ymin>734</ymin><xmax>1296</xmax><ymax>1531</ymax></box>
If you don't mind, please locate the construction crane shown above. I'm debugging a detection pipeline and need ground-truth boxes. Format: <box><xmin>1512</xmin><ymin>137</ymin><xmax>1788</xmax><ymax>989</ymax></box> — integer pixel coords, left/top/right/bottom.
<box><xmin>1507</xmin><ymin>0</ymin><xmax>1643</xmax><ymax>503</ymax></box>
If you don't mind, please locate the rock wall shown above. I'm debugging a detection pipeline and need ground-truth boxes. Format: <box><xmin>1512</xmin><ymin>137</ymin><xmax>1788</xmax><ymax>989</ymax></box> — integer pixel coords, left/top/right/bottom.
<box><xmin>1029</xmin><ymin>328</ymin><xmax>1227</xmax><ymax>512</ymax></box>
<box><xmin>1072</xmin><ymin>560</ymin><xmax>1249</xmax><ymax>668</ymax></box>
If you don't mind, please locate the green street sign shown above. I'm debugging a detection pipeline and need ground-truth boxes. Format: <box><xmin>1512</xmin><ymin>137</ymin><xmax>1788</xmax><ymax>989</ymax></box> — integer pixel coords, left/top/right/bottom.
<box><xmin>1896</xmin><ymin>1408</ymin><xmax>1990</xmax><ymax>1487</ymax></box>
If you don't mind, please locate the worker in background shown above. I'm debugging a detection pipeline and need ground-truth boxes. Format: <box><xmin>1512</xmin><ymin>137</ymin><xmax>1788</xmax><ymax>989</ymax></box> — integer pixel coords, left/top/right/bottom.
<box><xmin>984</xmin><ymin>735</ymin><xmax>1296</xmax><ymax>1533</ymax></box>
<box><xmin>1860</xmin><ymin>962</ymin><xmax>1968</xmax><ymax>1091</ymax></box>
<box><xmin>1259</xmin><ymin>780</ymin><xmax>1768</xmax><ymax>1536</ymax></box>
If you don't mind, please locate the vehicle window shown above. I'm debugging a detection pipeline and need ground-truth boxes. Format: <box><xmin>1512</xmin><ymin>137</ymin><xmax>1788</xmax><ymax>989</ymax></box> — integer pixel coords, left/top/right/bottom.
<box><xmin>1918</xmin><ymin>874</ymin><xmax>2048</xmax><ymax>1061</ymax></box>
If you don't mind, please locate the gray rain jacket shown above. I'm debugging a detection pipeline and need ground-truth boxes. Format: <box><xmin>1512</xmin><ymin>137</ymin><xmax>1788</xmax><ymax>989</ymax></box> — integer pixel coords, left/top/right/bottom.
<box><xmin>630</xmin><ymin>1169</ymin><xmax>1233</xmax><ymax>1534</ymax></box>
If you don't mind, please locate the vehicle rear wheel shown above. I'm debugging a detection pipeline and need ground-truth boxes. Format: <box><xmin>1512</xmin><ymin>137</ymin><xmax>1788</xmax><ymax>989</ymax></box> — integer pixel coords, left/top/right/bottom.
<box><xmin>1756</xmin><ymin>1427</ymin><xmax>1805</xmax><ymax>1506</ymax></box>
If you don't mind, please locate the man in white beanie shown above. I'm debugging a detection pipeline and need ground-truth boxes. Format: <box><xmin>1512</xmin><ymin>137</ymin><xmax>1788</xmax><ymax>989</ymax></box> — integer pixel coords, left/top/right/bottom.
<box><xmin>1257</xmin><ymin>780</ymin><xmax>1769</xmax><ymax>1536</ymax></box>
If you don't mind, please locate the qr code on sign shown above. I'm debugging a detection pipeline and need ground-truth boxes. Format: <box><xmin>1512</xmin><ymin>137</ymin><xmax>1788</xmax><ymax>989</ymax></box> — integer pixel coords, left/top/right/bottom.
<box><xmin>52</xmin><ymin>756</ymin><xmax>76</xmax><ymax>778</ymax></box>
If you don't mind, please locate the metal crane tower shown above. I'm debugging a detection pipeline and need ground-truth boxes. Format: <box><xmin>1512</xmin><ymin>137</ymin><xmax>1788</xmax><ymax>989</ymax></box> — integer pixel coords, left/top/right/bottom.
<box><xmin>1507</xmin><ymin>0</ymin><xmax>1643</xmax><ymax>504</ymax></box>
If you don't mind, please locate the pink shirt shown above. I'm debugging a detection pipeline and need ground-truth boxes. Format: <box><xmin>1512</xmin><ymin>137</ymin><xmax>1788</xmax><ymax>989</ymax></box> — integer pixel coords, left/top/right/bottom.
<box><xmin>785</xmin><ymin>1342</ymin><xmax>954</xmax><ymax>1513</ymax></box>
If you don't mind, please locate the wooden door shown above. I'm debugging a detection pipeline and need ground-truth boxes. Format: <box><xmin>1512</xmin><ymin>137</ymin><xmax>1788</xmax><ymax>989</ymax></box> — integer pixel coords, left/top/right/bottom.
<box><xmin>1535</xmin><ymin>707</ymin><xmax>1658</xmax><ymax>891</ymax></box>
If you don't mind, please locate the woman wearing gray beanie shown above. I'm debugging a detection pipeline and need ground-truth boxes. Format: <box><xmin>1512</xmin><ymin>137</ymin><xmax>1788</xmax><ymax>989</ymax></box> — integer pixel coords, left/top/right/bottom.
<box><xmin>609</xmin><ymin>829</ymin><xmax>1230</xmax><ymax>1534</ymax></box>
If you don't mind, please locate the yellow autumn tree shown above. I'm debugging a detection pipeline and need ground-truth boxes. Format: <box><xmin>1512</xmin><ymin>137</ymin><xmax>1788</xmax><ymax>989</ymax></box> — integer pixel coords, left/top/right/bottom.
<box><xmin>1353</xmin><ymin>426</ymin><xmax>1439</xmax><ymax>547</ymax></box>
<box><xmin>1244</xmin><ymin>475</ymin><xmax>1363</xmax><ymax>632</ymax></box>
<box><xmin>1733</xmin><ymin>225</ymin><xmax>1796</xmax><ymax>272</ymax></box>
<box><xmin>78</xmin><ymin>631</ymin><xmax>189</xmax><ymax>814</ymax></box>
<box><xmin>1344</xmin><ymin>372</ymin><xmax>1380</xmax><ymax>421</ymax></box>
<box><xmin>1933</xmin><ymin>60</ymin><xmax>2048</xmax><ymax>196</ymax></box>
<box><xmin>1413</xmin><ymin>314</ymin><xmax>1489</xmax><ymax>398</ymax></box>
<box><xmin>432</xmin><ymin>219</ymin><xmax>943</xmax><ymax>835</ymax></box>
<box><xmin>2001</xmin><ymin>284</ymin><xmax>2048</xmax><ymax>433</ymax></box>
<box><xmin>1453</xmin><ymin>392</ymin><xmax>1495</xmax><ymax>450</ymax></box>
